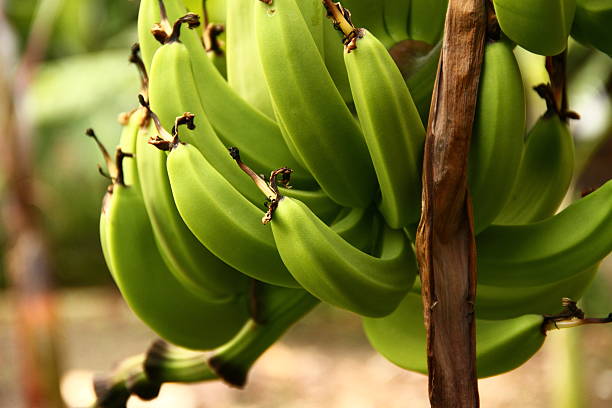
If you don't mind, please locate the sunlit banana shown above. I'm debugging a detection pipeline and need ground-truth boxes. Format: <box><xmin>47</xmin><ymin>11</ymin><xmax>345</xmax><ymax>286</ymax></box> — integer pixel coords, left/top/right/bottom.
<box><xmin>571</xmin><ymin>0</ymin><xmax>612</xmax><ymax>57</ymax></box>
<box><xmin>469</xmin><ymin>39</ymin><xmax>525</xmax><ymax>233</ymax></box>
<box><xmin>363</xmin><ymin>292</ymin><xmax>610</xmax><ymax>378</ymax></box>
<box><xmin>256</xmin><ymin>0</ymin><xmax>377</xmax><ymax>208</ymax></box>
<box><xmin>478</xmin><ymin>179</ymin><xmax>612</xmax><ymax>287</ymax></box>
<box><xmin>495</xmin><ymin>88</ymin><xmax>575</xmax><ymax>225</ymax></box>
<box><xmin>146</xmin><ymin>13</ymin><xmax>264</xmax><ymax>208</ymax></box>
<box><xmin>492</xmin><ymin>0</ymin><xmax>576</xmax><ymax>56</ymax></box>
<box><xmin>340</xmin><ymin>0</ymin><xmax>396</xmax><ymax>48</ymax></box>
<box><xmin>344</xmin><ymin>27</ymin><xmax>425</xmax><ymax>228</ymax></box>
<box><xmin>225</xmin><ymin>0</ymin><xmax>275</xmax><ymax>119</ymax></box>
<box><xmin>138</xmin><ymin>0</ymin><xmax>166</xmax><ymax>72</ymax></box>
<box><xmin>237</xmin><ymin>159</ymin><xmax>416</xmax><ymax>317</ymax></box>
<box><xmin>272</xmin><ymin>197</ymin><xmax>416</xmax><ymax>317</ymax></box>
<box><xmin>148</xmin><ymin>114</ymin><xmax>298</xmax><ymax>288</ymax></box>
<box><xmin>323</xmin><ymin>11</ymin><xmax>353</xmax><ymax>104</ymax></box>
<box><xmin>159</xmin><ymin>3</ymin><xmax>315</xmax><ymax>189</ymax></box>
<box><xmin>136</xmin><ymin>117</ymin><xmax>249</xmax><ymax>302</ymax></box>
<box><xmin>93</xmin><ymin>112</ymin><xmax>249</xmax><ymax>350</ymax></box>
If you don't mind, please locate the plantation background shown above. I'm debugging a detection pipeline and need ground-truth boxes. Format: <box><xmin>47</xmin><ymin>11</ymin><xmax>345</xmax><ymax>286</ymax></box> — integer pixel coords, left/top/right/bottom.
<box><xmin>0</xmin><ymin>0</ymin><xmax>610</xmax><ymax>407</ymax></box>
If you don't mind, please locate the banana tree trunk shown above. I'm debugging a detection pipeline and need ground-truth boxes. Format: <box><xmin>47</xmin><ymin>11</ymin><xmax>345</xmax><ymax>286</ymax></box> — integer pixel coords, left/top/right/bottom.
<box><xmin>415</xmin><ymin>0</ymin><xmax>486</xmax><ymax>406</ymax></box>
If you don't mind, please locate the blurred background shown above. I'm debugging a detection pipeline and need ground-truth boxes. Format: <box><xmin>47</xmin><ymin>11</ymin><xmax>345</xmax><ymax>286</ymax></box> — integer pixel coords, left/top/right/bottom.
<box><xmin>0</xmin><ymin>0</ymin><xmax>610</xmax><ymax>407</ymax></box>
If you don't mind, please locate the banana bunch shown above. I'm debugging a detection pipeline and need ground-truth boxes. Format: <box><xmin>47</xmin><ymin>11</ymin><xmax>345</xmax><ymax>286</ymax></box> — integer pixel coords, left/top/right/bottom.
<box><xmin>90</xmin><ymin>0</ymin><xmax>612</xmax><ymax>396</ymax></box>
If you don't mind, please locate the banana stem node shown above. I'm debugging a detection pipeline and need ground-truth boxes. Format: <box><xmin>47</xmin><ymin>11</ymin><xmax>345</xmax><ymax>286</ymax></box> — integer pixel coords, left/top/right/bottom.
<box><xmin>542</xmin><ymin>298</ymin><xmax>612</xmax><ymax>333</ymax></box>
<box><xmin>322</xmin><ymin>0</ymin><xmax>357</xmax><ymax>43</ymax></box>
<box><xmin>230</xmin><ymin>148</ymin><xmax>292</xmax><ymax>224</ymax></box>
<box><xmin>129</xmin><ymin>43</ymin><xmax>149</xmax><ymax>95</ymax></box>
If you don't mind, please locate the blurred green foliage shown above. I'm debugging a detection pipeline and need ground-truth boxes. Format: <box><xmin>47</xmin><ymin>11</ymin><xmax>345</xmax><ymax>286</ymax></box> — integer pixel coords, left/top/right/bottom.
<box><xmin>1</xmin><ymin>0</ymin><xmax>140</xmax><ymax>286</ymax></box>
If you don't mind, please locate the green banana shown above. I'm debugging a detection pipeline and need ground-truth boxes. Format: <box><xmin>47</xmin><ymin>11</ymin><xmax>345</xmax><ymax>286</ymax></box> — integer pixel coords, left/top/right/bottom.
<box><xmin>146</xmin><ymin>17</ymin><xmax>264</xmax><ymax>206</ymax></box>
<box><xmin>477</xmin><ymin>179</ymin><xmax>612</xmax><ymax>287</ymax></box>
<box><xmin>136</xmin><ymin>118</ymin><xmax>249</xmax><ymax>302</ymax></box>
<box><xmin>363</xmin><ymin>292</ymin><xmax>546</xmax><ymax>378</ymax></box>
<box><xmin>158</xmin><ymin>118</ymin><xmax>298</xmax><ymax>288</ymax></box>
<box><xmin>495</xmin><ymin>95</ymin><xmax>575</xmax><ymax>225</ymax></box>
<box><xmin>164</xmin><ymin>4</ymin><xmax>315</xmax><ymax>189</ymax></box>
<box><xmin>407</xmin><ymin>0</ymin><xmax>447</xmax><ymax>45</ymax></box>
<box><xmin>323</xmin><ymin>11</ymin><xmax>353</xmax><ymax>104</ymax></box>
<box><xmin>94</xmin><ymin>111</ymin><xmax>249</xmax><ymax>350</ymax></box>
<box><xmin>410</xmin><ymin>264</ymin><xmax>598</xmax><ymax>320</ymax></box>
<box><xmin>266</xmin><ymin>194</ymin><xmax>416</xmax><ymax>317</ymax></box>
<box><xmin>571</xmin><ymin>0</ymin><xmax>612</xmax><ymax>57</ymax></box>
<box><xmin>475</xmin><ymin>266</ymin><xmax>597</xmax><ymax>320</ymax></box>
<box><xmin>469</xmin><ymin>39</ymin><xmax>525</xmax><ymax>233</ymax></box>
<box><xmin>492</xmin><ymin>0</ymin><xmax>576</xmax><ymax>56</ymax></box>
<box><xmin>405</xmin><ymin>41</ymin><xmax>441</xmax><ymax>125</ymax></box>
<box><xmin>344</xmin><ymin>28</ymin><xmax>425</xmax><ymax>228</ymax></box>
<box><xmin>383</xmin><ymin>0</ymin><xmax>411</xmax><ymax>44</ymax></box>
<box><xmin>138</xmin><ymin>0</ymin><xmax>165</xmax><ymax>72</ymax></box>
<box><xmin>255</xmin><ymin>0</ymin><xmax>377</xmax><ymax>208</ymax></box>
<box><xmin>341</xmin><ymin>0</ymin><xmax>396</xmax><ymax>48</ymax></box>
<box><xmin>226</xmin><ymin>0</ymin><xmax>275</xmax><ymax>119</ymax></box>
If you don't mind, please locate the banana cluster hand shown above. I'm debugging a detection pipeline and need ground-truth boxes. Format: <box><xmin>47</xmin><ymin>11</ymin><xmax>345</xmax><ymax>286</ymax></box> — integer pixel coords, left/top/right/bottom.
<box><xmin>90</xmin><ymin>0</ymin><xmax>611</xmax><ymax>393</ymax></box>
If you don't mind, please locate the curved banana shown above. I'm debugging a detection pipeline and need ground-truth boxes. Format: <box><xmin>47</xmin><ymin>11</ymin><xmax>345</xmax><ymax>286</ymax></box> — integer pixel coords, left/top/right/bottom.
<box><xmin>344</xmin><ymin>28</ymin><xmax>425</xmax><ymax>228</ymax></box>
<box><xmin>269</xmin><ymin>195</ymin><xmax>416</xmax><ymax>317</ymax></box>
<box><xmin>571</xmin><ymin>0</ymin><xmax>612</xmax><ymax>57</ymax></box>
<box><xmin>255</xmin><ymin>0</ymin><xmax>377</xmax><ymax>208</ymax></box>
<box><xmin>363</xmin><ymin>292</ymin><xmax>546</xmax><ymax>378</ymax></box>
<box><xmin>407</xmin><ymin>0</ymin><xmax>447</xmax><ymax>45</ymax></box>
<box><xmin>323</xmin><ymin>11</ymin><xmax>353</xmax><ymax>104</ymax></box>
<box><xmin>478</xmin><ymin>179</ymin><xmax>612</xmax><ymax>287</ymax></box>
<box><xmin>225</xmin><ymin>0</ymin><xmax>275</xmax><ymax>119</ymax></box>
<box><xmin>341</xmin><ymin>0</ymin><xmax>396</xmax><ymax>48</ymax></box>
<box><xmin>136</xmin><ymin>118</ymin><xmax>249</xmax><ymax>302</ymax></box>
<box><xmin>494</xmin><ymin>99</ymin><xmax>575</xmax><ymax>225</ymax></box>
<box><xmin>383</xmin><ymin>0</ymin><xmax>411</xmax><ymax>44</ymax></box>
<box><xmin>146</xmin><ymin>17</ymin><xmax>263</xmax><ymax>206</ymax></box>
<box><xmin>469</xmin><ymin>39</ymin><xmax>525</xmax><ymax>233</ymax></box>
<box><xmin>162</xmin><ymin>127</ymin><xmax>298</xmax><ymax>288</ymax></box>
<box><xmin>492</xmin><ymin>0</ymin><xmax>576</xmax><ymax>56</ymax></box>
<box><xmin>95</xmin><ymin>112</ymin><xmax>249</xmax><ymax>350</ymax></box>
<box><xmin>137</xmin><ymin>0</ymin><xmax>165</xmax><ymax>72</ymax></box>
<box><xmin>164</xmin><ymin>5</ymin><xmax>315</xmax><ymax>189</ymax></box>
<box><xmin>475</xmin><ymin>266</ymin><xmax>597</xmax><ymax>320</ymax></box>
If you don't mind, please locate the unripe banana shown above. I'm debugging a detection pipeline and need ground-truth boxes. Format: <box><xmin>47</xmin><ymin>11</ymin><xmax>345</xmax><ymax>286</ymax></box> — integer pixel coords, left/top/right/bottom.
<box><xmin>146</xmin><ymin>24</ymin><xmax>262</xmax><ymax>206</ymax></box>
<box><xmin>136</xmin><ymin>118</ymin><xmax>249</xmax><ymax>302</ymax></box>
<box><xmin>492</xmin><ymin>0</ymin><xmax>576</xmax><ymax>56</ymax></box>
<box><xmin>469</xmin><ymin>39</ymin><xmax>525</xmax><ymax>233</ymax></box>
<box><xmin>268</xmin><ymin>195</ymin><xmax>416</xmax><ymax>317</ymax></box>
<box><xmin>494</xmin><ymin>106</ymin><xmax>575</xmax><ymax>225</ymax></box>
<box><xmin>344</xmin><ymin>28</ymin><xmax>425</xmax><ymax>228</ymax></box>
<box><xmin>341</xmin><ymin>0</ymin><xmax>396</xmax><ymax>48</ymax></box>
<box><xmin>363</xmin><ymin>292</ymin><xmax>546</xmax><ymax>378</ymax></box>
<box><xmin>571</xmin><ymin>0</ymin><xmax>612</xmax><ymax>57</ymax></box>
<box><xmin>255</xmin><ymin>0</ymin><xmax>377</xmax><ymax>208</ymax></box>
<box><xmin>95</xmin><ymin>111</ymin><xmax>249</xmax><ymax>350</ymax></box>
<box><xmin>165</xmin><ymin>137</ymin><xmax>298</xmax><ymax>288</ymax></box>
<box><xmin>226</xmin><ymin>0</ymin><xmax>275</xmax><ymax>119</ymax></box>
<box><xmin>170</xmin><ymin>5</ymin><xmax>316</xmax><ymax>189</ymax></box>
<box><xmin>407</xmin><ymin>0</ymin><xmax>447</xmax><ymax>45</ymax></box>
<box><xmin>478</xmin><ymin>179</ymin><xmax>612</xmax><ymax>287</ymax></box>
<box><xmin>383</xmin><ymin>0</ymin><xmax>411</xmax><ymax>44</ymax></box>
<box><xmin>475</xmin><ymin>266</ymin><xmax>597</xmax><ymax>320</ymax></box>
